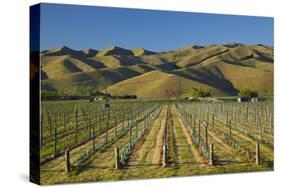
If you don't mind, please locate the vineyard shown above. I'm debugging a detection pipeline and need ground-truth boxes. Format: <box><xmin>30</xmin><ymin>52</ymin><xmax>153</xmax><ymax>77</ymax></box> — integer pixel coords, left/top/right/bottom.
<box><xmin>40</xmin><ymin>100</ymin><xmax>274</xmax><ymax>184</ymax></box>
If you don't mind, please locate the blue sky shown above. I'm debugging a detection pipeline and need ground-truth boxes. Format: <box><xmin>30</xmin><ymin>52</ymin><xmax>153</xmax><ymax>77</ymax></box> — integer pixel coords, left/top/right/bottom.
<box><xmin>40</xmin><ymin>3</ymin><xmax>273</xmax><ymax>52</ymax></box>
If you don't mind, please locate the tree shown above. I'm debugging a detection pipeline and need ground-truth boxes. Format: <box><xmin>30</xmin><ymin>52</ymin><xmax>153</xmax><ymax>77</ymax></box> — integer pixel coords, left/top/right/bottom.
<box><xmin>191</xmin><ymin>88</ymin><xmax>199</xmax><ymax>97</ymax></box>
<box><xmin>238</xmin><ymin>88</ymin><xmax>258</xmax><ymax>98</ymax></box>
<box><xmin>250</xmin><ymin>90</ymin><xmax>258</xmax><ymax>98</ymax></box>
<box><xmin>191</xmin><ymin>88</ymin><xmax>212</xmax><ymax>98</ymax></box>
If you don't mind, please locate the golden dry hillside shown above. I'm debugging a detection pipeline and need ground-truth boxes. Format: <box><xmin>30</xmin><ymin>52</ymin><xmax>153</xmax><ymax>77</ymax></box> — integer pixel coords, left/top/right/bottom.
<box><xmin>106</xmin><ymin>70</ymin><xmax>227</xmax><ymax>98</ymax></box>
<box><xmin>132</xmin><ymin>48</ymin><xmax>156</xmax><ymax>56</ymax></box>
<box><xmin>41</xmin><ymin>44</ymin><xmax>273</xmax><ymax>97</ymax></box>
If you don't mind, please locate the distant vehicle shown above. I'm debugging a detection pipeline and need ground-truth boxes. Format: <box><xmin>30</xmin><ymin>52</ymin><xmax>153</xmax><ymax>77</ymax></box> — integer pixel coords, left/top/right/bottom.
<box><xmin>237</xmin><ymin>97</ymin><xmax>260</xmax><ymax>103</ymax></box>
<box><xmin>251</xmin><ymin>97</ymin><xmax>258</xmax><ymax>102</ymax></box>
<box><xmin>237</xmin><ymin>97</ymin><xmax>250</xmax><ymax>102</ymax></box>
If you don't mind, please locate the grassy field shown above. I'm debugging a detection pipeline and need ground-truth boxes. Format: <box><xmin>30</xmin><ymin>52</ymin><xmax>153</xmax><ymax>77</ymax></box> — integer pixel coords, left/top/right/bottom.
<box><xmin>40</xmin><ymin>100</ymin><xmax>274</xmax><ymax>185</ymax></box>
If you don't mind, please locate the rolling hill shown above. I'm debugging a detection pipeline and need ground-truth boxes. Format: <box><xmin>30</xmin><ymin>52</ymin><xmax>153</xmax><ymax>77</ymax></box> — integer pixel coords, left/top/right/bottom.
<box><xmin>106</xmin><ymin>70</ymin><xmax>228</xmax><ymax>98</ymax></box>
<box><xmin>132</xmin><ymin>48</ymin><xmax>156</xmax><ymax>56</ymax></box>
<box><xmin>40</xmin><ymin>43</ymin><xmax>274</xmax><ymax>98</ymax></box>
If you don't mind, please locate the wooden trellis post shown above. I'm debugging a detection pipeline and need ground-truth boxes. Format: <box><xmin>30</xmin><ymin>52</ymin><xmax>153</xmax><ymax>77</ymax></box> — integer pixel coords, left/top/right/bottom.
<box><xmin>136</xmin><ymin>119</ymin><xmax>139</xmax><ymax>137</ymax></box>
<box><xmin>266</xmin><ymin>105</ymin><xmax>269</xmax><ymax>122</ymax></box>
<box><xmin>65</xmin><ymin>148</ymin><xmax>71</xmax><ymax>172</ymax></box>
<box><xmin>115</xmin><ymin>118</ymin><xmax>118</xmax><ymax>138</ymax></box>
<box><xmin>92</xmin><ymin>120</ymin><xmax>95</xmax><ymax>153</ymax></box>
<box><xmin>256</xmin><ymin>142</ymin><xmax>260</xmax><ymax>165</ymax></box>
<box><xmin>128</xmin><ymin>110</ymin><xmax>130</xmax><ymax>128</ymax></box>
<box><xmin>234</xmin><ymin>111</ymin><xmax>237</xmax><ymax>127</ymax></box>
<box><xmin>162</xmin><ymin>144</ymin><xmax>168</xmax><ymax>167</ymax></box>
<box><xmin>53</xmin><ymin>126</ymin><xmax>57</xmax><ymax>157</ymax></box>
<box><xmin>123</xmin><ymin>111</ymin><xmax>125</xmax><ymax>130</ymax></box>
<box><xmin>129</xmin><ymin>122</ymin><xmax>132</xmax><ymax>147</ymax></box>
<box><xmin>207</xmin><ymin>114</ymin><xmax>209</xmax><ymax>126</ymax></box>
<box><xmin>270</xmin><ymin>114</ymin><xmax>273</xmax><ymax>135</ymax></box>
<box><xmin>209</xmin><ymin>144</ymin><xmax>214</xmax><ymax>166</ymax></box>
<box><xmin>95</xmin><ymin>110</ymin><xmax>98</xmax><ymax>132</ymax></box>
<box><xmin>226</xmin><ymin>110</ymin><xmax>229</xmax><ymax>126</ymax></box>
<box><xmin>198</xmin><ymin>120</ymin><xmax>201</xmax><ymax>144</ymax></box>
<box><xmin>75</xmin><ymin>109</ymin><xmax>78</xmax><ymax>143</ymax></box>
<box><xmin>229</xmin><ymin>119</ymin><xmax>232</xmax><ymax>141</ymax></box>
<box><xmin>212</xmin><ymin>114</ymin><xmax>215</xmax><ymax>131</ymax></box>
<box><xmin>99</xmin><ymin>114</ymin><xmax>102</xmax><ymax>132</ymax></box>
<box><xmin>63</xmin><ymin>111</ymin><xmax>66</xmax><ymax>131</ymax></box>
<box><xmin>107</xmin><ymin>108</ymin><xmax>110</xmax><ymax>121</ymax></box>
<box><xmin>49</xmin><ymin>113</ymin><xmax>52</xmax><ymax>136</ymax></box>
<box><xmin>88</xmin><ymin>116</ymin><xmax>92</xmax><ymax>138</ymax></box>
<box><xmin>144</xmin><ymin>111</ymin><xmax>147</xmax><ymax>127</ymax></box>
<box><xmin>193</xmin><ymin>116</ymin><xmax>196</xmax><ymax>132</ymax></box>
<box><xmin>255</xmin><ymin>107</ymin><xmax>258</xmax><ymax>128</ymax></box>
<box><xmin>258</xmin><ymin>116</ymin><xmax>263</xmax><ymax>142</ymax></box>
<box><xmin>115</xmin><ymin>147</ymin><xmax>120</xmax><ymax>169</ymax></box>
<box><xmin>246</xmin><ymin>104</ymin><xmax>249</xmax><ymax>124</ymax></box>
<box><xmin>105</xmin><ymin>121</ymin><xmax>109</xmax><ymax>143</ymax></box>
<box><xmin>205</xmin><ymin>124</ymin><xmax>208</xmax><ymax>147</ymax></box>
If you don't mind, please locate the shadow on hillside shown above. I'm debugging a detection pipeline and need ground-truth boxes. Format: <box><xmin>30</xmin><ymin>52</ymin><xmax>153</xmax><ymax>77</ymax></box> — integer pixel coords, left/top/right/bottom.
<box><xmin>168</xmin><ymin>68</ymin><xmax>238</xmax><ymax>96</ymax></box>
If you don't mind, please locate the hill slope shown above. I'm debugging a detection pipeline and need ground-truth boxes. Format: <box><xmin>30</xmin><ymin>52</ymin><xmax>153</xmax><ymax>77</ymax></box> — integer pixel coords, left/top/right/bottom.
<box><xmin>106</xmin><ymin>70</ymin><xmax>232</xmax><ymax>98</ymax></box>
<box><xmin>40</xmin><ymin>44</ymin><xmax>274</xmax><ymax>97</ymax></box>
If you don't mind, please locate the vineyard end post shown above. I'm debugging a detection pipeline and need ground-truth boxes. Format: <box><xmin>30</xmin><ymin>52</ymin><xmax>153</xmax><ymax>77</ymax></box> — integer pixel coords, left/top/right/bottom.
<box><xmin>209</xmin><ymin>144</ymin><xmax>214</xmax><ymax>166</ymax></box>
<box><xmin>212</xmin><ymin>114</ymin><xmax>215</xmax><ymax>131</ymax></box>
<box><xmin>162</xmin><ymin>144</ymin><xmax>168</xmax><ymax>167</ymax></box>
<box><xmin>65</xmin><ymin>148</ymin><xmax>71</xmax><ymax>173</ymax></box>
<box><xmin>256</xmin><ymin>142</ymin><xmax>260</xmax><ymax>165</ymax></box>
<box><xmin>115</xmin><ymin>147</ymin><xmax>120</xmax><ymax>170</ymax></box>
<box><xmin>53</xmin><ymin>127</ymin><xmax>57</xmax><ymax>157</ymax></box>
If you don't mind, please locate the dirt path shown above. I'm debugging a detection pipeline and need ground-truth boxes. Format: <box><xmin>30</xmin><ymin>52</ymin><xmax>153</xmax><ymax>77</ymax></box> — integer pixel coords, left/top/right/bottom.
<box><xmin>175</xmin><ymin>108</ymin><xmax>206</xmax><ymax>164</ymax></box>
<box><xmin>86</xmin><ymin>111</ymin><xmax>156</xmax><ymax>169</ymax></box>
<box><xmin>170</xmin><ymin>105</ymin><xmax>204</xmax><ymax>166</ymax></box>
<box><xmin>80</xmin><ymin>105</ymin><xmax>162</xmax><ymax>170</ymax></box>
<box><xmin>127</xmin><ymin>106</ymin><xmax>167</xmax><ymax>167</ymax></box>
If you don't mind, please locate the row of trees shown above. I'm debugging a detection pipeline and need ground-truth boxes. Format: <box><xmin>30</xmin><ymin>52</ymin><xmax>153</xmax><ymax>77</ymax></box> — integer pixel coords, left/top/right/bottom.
<box><xmin>191</xmin><ymin>88</ymin><xmax>212</xmax><ymax>98</ymax></box>
<box><xmin>41</xmin><ymin>90</ymin><xmax>91</xmax><ymax>101</ymax></box>
<box><xmin>183</xmin><ymin>88</ymin><xmax>259</xmax><ymax>99</ymax></box>
<box><xmin>238</xmin><ymin>88</ymin><xmax>258</xmax><ymax>98</ymax></box>
<box><xmin>41</xmin><ymin>90</ymin><xmax>138</xmax><ymax>101</ymax></box>
<box><xmin>89</xmin><ymin>91</ymin><xmax>137</xmax><ymax>102</ymax></box>
<box><xmin>43</xmin><ymin>87</ymin><xmax>258</xmax><ymax>101</ymax></box>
